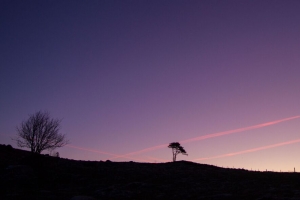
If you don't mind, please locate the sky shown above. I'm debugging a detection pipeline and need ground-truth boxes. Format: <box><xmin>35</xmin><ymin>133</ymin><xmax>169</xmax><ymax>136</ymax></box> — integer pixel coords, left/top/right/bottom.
<box><xmin>1</xmin><ymin>0</ymin><xmax>300</xmax><ymax>172</ymax></box>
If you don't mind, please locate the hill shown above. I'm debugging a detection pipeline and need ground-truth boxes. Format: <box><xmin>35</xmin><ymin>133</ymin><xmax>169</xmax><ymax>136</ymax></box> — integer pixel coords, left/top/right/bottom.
<box><xmin>1</xmin><ymin>144</ymin><xmax>300</xmax><ymax>200</ymax></box>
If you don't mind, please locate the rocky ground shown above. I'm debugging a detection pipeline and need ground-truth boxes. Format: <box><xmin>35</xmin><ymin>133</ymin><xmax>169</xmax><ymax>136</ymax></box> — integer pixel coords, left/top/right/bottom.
<box><xmin>1</xmin><ymin>144</ymin><xmax>300</xmax><ymax>200</ymax></box>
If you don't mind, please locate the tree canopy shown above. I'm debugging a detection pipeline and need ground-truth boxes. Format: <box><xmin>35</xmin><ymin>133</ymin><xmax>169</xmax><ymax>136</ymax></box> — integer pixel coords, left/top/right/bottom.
<box><xmin>15</xmin><ymin>111</ymin><xmax>68</xmax><ymax>154</ymax></box>
<box><xmin>168</xmin><ymin>142</ymin><xmax>187</xmax><ymax>162</ymax></box>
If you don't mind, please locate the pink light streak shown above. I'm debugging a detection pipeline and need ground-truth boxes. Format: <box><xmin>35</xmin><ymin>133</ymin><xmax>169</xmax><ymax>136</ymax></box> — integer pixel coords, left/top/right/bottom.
<box><xmin>144</xmin><ymin>156</ymin><xmax>168</xmax><ymax>163</ymax></box>
<box><xmin>110</xmin><ymin>116</ymin><xmax>300</xmax><ymax>160</ymax></box>
<box><xmin>180</xmin><ymin>116</ymin><xmax>300</xmax><ymax>144</ymax></box>
<box><xmin>193</xmin><ymin>138</ymin><xmax>300</xmax><ymax>161</ymax></box>
<box><xmin>66</xmin><ymin>144</ymin><xmax>151</xmax><ymax>162</ymax></box>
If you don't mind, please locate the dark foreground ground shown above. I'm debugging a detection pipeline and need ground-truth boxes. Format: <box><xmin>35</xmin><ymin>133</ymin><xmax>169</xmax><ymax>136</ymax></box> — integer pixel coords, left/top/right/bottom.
<box><xmin>1</xmin><ymin>144</ymin><xmax>300</xmax><ymax>200</ymax></box>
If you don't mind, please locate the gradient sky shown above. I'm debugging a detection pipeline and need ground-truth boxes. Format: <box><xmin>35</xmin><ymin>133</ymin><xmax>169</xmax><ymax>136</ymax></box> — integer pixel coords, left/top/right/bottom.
<box><xmin>1</xmin><ymin>0</ymin><xmax>300</xmax><ymax>172</ymax></box>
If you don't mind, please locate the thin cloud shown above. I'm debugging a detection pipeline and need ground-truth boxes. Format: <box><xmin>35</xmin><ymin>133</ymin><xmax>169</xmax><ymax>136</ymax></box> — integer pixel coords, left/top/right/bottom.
<box><xmin>109</xmin><ymin>116</ymin><xmax>300</xmax><ymax>160</ymax></box>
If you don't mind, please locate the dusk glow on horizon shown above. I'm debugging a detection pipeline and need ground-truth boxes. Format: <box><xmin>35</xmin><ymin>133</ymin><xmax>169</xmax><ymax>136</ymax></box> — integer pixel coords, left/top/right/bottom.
<box><xmin>1</xmin><ymin>0</ymin><xmax>300</xmax><ymax>172</ymax></box>
<box><xmin>193</xmin><ymin>138</ymin><xmax>300</xmax><ymax>162</ymax></box>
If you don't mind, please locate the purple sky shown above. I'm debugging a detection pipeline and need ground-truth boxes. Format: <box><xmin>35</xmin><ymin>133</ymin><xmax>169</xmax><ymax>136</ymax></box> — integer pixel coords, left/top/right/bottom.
<box><xmin>1</xmin><ymin>0</ymin><xmax>300</xmax><ymax>171</ymax></box>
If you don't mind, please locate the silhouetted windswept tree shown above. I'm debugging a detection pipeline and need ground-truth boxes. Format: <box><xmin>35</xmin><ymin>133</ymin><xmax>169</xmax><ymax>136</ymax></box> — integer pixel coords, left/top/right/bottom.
<box><xmin>168</xmin><ymin>142</ymin><xmax>187</xmax><ymax>162</ymax></box>
<box><xmin>15</xmin><ymin>111</ymin><xmax>68</xmax><ymax>154</ymax></box>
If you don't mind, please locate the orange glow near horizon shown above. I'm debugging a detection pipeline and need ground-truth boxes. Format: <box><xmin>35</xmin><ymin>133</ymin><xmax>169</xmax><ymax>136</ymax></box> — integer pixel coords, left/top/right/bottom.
<box><xmin>193</xmin><ymin>138</ymin><xmax>300</xmax><ymax>161</ymax></box>
<box><xmin>109</xmin><ymin>116</ymin><xmax>300</xmax><ymax>160</ymax></box>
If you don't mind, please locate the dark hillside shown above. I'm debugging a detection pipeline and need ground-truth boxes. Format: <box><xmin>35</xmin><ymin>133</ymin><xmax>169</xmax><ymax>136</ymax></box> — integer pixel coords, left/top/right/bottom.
<box><xmin>1</xmin><ymin>144</ymin><xmax>300</xmax><ymax>200</ymax></box>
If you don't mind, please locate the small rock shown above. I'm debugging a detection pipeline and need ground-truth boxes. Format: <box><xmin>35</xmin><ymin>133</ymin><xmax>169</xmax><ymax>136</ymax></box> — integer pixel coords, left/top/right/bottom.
<box><xmin>70</xmin><ymin>195</ymin><xmax>96</xmax><ymax>200</ymax></box>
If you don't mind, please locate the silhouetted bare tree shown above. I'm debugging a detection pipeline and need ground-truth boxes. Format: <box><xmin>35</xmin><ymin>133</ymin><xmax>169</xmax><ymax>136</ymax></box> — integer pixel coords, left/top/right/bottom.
<box><xmin>15</xmin><ymin>111</ymin><xmax>68</xmax><ymax>154</ymax></box>
<box><xmin>168</xmin><ymin>142</ymin><xmax>187</xmax><ymax>162</ymax></box>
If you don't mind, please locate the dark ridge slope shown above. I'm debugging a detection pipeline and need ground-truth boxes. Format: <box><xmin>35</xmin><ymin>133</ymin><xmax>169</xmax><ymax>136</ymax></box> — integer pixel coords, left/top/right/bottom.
<box><xmin>1</xmin><ymin>144</ymin><xmax>300</xmax><ymax>200</ymax></box>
